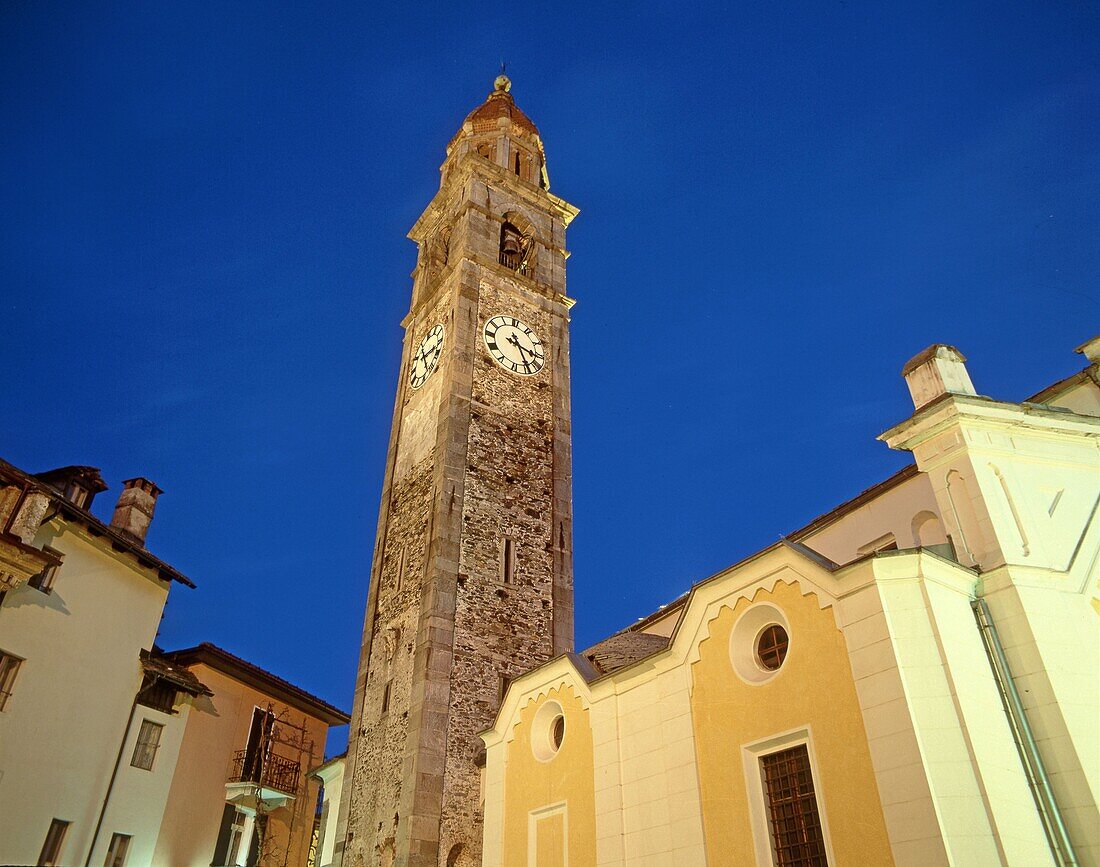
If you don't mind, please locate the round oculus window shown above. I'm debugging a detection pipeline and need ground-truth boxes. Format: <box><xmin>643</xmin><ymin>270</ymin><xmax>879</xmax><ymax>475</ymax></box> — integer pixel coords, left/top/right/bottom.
<box><xmin>530</xmin><ymin>699</ymin><xmax>566</xmax><ymax>762</ymax></box>
<box><xmin>729</xmin><ymin>603</ymin><xmax>791</xmax><ymax>685</ymax></box>
<box><xmin>755</xmin><ymin>624</ymin><xmax>789</xmax><ymax>671</ymax></box>
<box><xmin>552</xmin><ymin>714</ymin><xmax>566</xmax><ymax>750</ymax></box>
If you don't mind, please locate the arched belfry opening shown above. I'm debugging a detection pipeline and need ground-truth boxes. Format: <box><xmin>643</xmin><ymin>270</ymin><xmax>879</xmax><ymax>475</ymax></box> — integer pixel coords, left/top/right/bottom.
<box><xmin>498</xmin><ymin>213</ymin><xmax>535</xmax><ymax>276</ymax></box>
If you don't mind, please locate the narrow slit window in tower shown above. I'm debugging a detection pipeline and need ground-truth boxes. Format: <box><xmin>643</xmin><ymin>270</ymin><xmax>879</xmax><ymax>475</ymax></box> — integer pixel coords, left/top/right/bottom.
<box><xmin>395</xmin><ymin>545</ymin><xmax>407</xmax><ymax>593</ymax></box>
<box><xmin>501</xmin><ymin>538</ymin><xmax>516</xmax><ymax>584</ymax></box>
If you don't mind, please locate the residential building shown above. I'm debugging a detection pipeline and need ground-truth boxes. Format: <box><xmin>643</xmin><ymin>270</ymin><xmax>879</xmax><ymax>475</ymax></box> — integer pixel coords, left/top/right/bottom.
<box><xmin>153</xmin><ymin>643</ymin><xmax>350</xmax><ymax>867</ymax></box>
<box><xmin>0</xmin><ymin>463</ymin><xmax>201</xmax><ymax>867</ymax></box>
<box><xmin>0</xmin><ymin>460</ymin><xmax>349</xmax><ymax>866</ymax></box>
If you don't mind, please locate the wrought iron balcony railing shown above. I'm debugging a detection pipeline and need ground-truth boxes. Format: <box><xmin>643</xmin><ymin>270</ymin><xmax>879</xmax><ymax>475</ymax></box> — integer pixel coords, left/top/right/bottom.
<box><xmin>228</xmin><ymin>749</ymin><xmax>301</xmax><ymax>796</ymax></box>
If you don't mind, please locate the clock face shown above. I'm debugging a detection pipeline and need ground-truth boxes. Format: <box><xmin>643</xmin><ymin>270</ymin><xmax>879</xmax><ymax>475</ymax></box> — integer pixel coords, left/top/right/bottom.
<box><xmin>409</xmin><ymin>324</ymin><xmax>445</xmax><ymax>390</ymax></box>
<box><xmin>484</xmin><ymin>315</ymin><xmax>545</xmax><ymax>376</ymax></box>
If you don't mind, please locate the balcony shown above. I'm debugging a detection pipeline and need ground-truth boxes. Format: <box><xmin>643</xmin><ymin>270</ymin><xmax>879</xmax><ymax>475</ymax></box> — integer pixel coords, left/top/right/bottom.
<box><xmin>225</xmin><ymin>749</ymin><xmax>301</xmax><ymax>811</ymax></box>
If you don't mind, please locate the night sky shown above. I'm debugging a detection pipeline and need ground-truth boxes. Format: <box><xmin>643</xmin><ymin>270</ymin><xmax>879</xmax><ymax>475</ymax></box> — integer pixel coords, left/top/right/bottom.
<box><xmin>3</xmin><ymin>2</ymin><xmax>1097</xmax><ymax>753</ymax></box>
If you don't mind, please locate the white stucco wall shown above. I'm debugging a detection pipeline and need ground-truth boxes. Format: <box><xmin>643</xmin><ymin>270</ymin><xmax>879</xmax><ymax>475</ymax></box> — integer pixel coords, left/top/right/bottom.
<box><xmin>314</xmin><ymin>759</ymin><xmax>346</xmax><ymax>867</ymax></box>
<box><xmin>90</xmin><ymin>701</ymin><xmax>191</xmax><ymax>867</ymax></box>
<box><xmin>798</xmin><ymin>470</ymin><xmax>947</xmax><ymax>566</ymax></box>
<box><xmin>0</xmin><ymin>520</ymin><xmax>173</xmax><ymax>867</ymax></box>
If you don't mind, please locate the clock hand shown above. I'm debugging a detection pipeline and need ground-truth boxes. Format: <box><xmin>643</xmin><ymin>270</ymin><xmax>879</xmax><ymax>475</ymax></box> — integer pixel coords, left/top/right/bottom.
<box><xmin>506</xmin><ymin>334</ymin><xmax>534</xmax><ymax>363</ymax></box>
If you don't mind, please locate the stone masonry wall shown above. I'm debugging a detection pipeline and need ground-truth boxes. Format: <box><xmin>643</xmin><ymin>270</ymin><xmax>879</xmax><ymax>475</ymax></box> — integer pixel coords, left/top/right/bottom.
<box><xmin>436</xmin><ymin>269</ymin><xmax>568</xmax><ymax>864</ymax></box>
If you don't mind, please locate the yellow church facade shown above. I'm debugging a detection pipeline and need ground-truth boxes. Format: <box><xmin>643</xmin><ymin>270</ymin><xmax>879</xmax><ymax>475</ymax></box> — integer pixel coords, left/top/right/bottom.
<box><xmin>481</xmin><ymin>340</ymin><xmax>1099</xmax><ymax>866</ymax></box>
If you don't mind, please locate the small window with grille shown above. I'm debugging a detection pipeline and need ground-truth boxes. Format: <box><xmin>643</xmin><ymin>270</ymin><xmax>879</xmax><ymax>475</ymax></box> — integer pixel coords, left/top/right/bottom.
<box><xmin>130</xmin><ymin>719</ymin><xmax>164</xmax><ymax>771</ymax></box>
<box><xmin>760</xmin><ymin>745</ymin><xmax>828</xmax><ymax>866</ymax></box>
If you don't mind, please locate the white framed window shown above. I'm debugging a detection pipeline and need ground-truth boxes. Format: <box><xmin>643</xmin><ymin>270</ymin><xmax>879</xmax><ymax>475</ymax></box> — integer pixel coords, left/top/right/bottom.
<box><xmin>104</xmin><ymin>833</ymin><xmax>131</xmax><ymax>867</ymax></box>
<box><xmin>226</xmin><ymin>808</ymin><xmax>253</xmax><ymax>866</ymax></box>
<box><xmin>741</xmin><ymin>727</ymin><xmax>834</xmax><ymax>867</ymax></box>
<box><xmin>130</xmin><ymin>719</ymin><xmax>164</xmax><ymax>771</ymax></box>
<box><xmin>0</xmin><ymin>649</ymin><xmax>24</xmax><ymax>711</ymax></box>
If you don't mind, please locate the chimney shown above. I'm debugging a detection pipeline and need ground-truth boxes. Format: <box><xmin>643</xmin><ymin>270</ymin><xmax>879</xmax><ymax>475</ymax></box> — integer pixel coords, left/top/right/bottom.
<box><xmin>110</xmin><ymin>478</ymin><xmax>162</xmax><ymax>544</ymax></box>
<box><xmin>1075</xmin><ymin>334</ymin><xmax>1100</xmax><ymax>366</ymax></box>
<box><xmin>901</xmin><ymin>344</ymin><xmax>976</xmax><ymax>410</ymax></box>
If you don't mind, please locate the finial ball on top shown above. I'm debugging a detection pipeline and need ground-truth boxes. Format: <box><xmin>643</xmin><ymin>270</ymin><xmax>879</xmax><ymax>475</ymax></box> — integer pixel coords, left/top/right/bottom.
<box><xmin>494</xmin><ymin>74</ymin><xmax>512</xmax><ymax>93</ymax></box>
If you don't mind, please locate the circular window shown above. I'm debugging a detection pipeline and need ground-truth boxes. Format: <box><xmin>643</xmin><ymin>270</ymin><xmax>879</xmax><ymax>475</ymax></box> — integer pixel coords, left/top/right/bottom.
<box><xmin>755</xmin><ymin>624</ymin><xmax>789</xmax><ymax>671</ymax></box>
<box><xmin>530</xmin><ymin>700</ymin><xmax>566</xmax><ymax>762</ymax></box>
<box><xmin>729</xmin><ymin>603</ymin><xmax>791</xmax><ymax>684</ymax></box>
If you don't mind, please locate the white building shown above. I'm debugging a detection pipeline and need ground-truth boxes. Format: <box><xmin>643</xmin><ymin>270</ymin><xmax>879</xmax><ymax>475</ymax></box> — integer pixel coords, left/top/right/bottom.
<box><xmin>0</xmin><ymin>461</ymin><xmax>347</xmax><ymax>867</ymax></box>
<box><xmin>0</xmin><ymin>465</ymin><xmax>204</xmax><ymax>866</ymax></box>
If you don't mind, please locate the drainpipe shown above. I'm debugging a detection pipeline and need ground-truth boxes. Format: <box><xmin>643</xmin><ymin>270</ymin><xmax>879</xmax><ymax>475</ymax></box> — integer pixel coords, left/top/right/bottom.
<box><xmin>972</xmin><ymin>599</ymin><xmax>1078</xmax><ymax>866</ymax></box>
<box><xmin>83</xmin><ymin>678</ymin><xmax>157</xmax><ymax>867</ymax></box>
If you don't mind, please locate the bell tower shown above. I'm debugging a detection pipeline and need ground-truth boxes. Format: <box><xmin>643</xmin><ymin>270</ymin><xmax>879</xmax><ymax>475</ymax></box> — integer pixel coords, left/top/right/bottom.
<box><xmin>335</xmin><ymin>76</ymin><xmax>579</xmax><ymax>867</ymax></box>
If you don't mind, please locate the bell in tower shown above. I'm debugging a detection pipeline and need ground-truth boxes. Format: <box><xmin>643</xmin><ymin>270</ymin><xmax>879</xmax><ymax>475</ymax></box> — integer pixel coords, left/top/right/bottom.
<box><xmin>334</xmin><ymin>76</ymin><xmax>579</xmax><ymax>867</ymax></box>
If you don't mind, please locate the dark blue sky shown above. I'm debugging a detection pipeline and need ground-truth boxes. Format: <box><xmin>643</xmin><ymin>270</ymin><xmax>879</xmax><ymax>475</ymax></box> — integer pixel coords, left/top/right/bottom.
<box><xmin>3</xmin><ymin>2</ymin><xmax>1097</xmax><ymax>750</ymax></box>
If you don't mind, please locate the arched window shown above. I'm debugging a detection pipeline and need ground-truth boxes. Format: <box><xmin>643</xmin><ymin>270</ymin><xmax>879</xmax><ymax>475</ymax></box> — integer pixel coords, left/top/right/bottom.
<box><xmin>513</xmin><ymin>152</ymin><xmax>522</xmax><ymax>176</ymax></box>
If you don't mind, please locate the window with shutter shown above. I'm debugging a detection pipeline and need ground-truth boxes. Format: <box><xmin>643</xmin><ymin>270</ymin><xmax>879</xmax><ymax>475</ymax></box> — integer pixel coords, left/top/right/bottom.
<box><xmin>130</xmin><ymin>719</ymin><xmax>164</xmax><ymax>771</ymax></box>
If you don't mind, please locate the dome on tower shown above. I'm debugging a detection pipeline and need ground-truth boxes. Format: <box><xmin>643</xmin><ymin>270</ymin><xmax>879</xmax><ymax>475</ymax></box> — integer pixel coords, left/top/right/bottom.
<box><xmin>454</xmin><ymin>74</ymin><xmax>540</xmax><ymax>141</ymax></box>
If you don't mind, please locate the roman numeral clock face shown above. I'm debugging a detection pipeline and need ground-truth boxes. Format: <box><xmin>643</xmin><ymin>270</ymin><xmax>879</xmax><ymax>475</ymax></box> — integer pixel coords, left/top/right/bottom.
<box><xmin>483</xmin><ymin>315</ymin><xmax>545</xmax><ymax>376</ymax></box>
<box><xmin>409</xmin><ymin>324</ymin><xmax>445</xmax><ymax>390</ymax></box>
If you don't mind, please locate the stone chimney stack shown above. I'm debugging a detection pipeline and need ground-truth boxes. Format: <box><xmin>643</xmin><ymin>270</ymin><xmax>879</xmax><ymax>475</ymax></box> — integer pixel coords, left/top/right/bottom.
<box><xmin>110</xmin><ymin>478</ymin><xmax>162</xmax><ymax>544</ymax></box>
<box><xmin>901</xmin><ymin>344</ymin><xmax>976</xmax><ymax>410</ymax></box>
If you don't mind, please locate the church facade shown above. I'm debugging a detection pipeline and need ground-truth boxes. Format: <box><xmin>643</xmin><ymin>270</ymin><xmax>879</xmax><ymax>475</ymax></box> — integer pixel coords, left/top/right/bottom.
<box><xmin>332</xmin><ymin>77</ymin><xmax>1100</xmax><ymax>867</ymax></box>
<box><xmin>481</xmin><ymin>339</ymin><xmax>1100</xmax><ymax>866</ymax></box>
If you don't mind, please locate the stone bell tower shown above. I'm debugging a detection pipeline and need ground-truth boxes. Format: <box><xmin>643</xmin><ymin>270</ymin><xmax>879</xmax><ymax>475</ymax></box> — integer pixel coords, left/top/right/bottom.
<box><xmin>335</xmin><ymin>76</ymin><xmax>579</xmax><ymax>867</ymax></box>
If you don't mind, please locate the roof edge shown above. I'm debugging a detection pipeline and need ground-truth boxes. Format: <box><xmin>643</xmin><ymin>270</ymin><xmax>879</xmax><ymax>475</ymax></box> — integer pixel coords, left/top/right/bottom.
<box><xmin>164</xmin><ymin>642</ymin><xmax>350</xmax><ymax>725</ymax></box>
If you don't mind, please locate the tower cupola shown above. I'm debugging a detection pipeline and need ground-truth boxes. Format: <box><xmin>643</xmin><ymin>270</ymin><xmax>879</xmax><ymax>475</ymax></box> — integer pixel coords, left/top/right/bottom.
<box><xmin>446</xmin><ymin>74</ymin><xmax>549</xmax><ymax>189</ymax></box>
